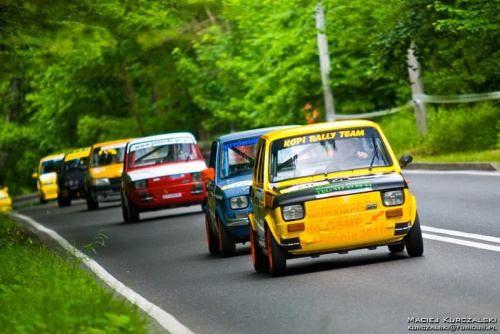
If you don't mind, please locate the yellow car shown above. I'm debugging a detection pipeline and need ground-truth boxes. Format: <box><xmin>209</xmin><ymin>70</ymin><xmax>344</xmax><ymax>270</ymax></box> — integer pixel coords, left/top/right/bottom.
<box><xmin>0</xmin><ymin>187</ymin><xmax>13</xmax><ymax>212</ymax></box>
<box><xmin>249</xmin><ymin>120</ymin><xmax>423</xmax><ymax>277</ymax></box>
<box><xmin>33</xmin><ymin>153</ymin><xmax>65</xmax><ymax>204</ymax></box>
<box><xmin>85</xmin><ymin>138</ymin><xmax>132</xmax><ymax>210</ymax></box>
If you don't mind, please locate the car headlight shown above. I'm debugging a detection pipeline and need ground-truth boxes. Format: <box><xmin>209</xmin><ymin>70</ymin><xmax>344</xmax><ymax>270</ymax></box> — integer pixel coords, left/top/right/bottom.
<box><xmin>91</xmin><ymin>178</ymin><xmax>110</xmax><ymax>187</ymax></box>
<box><xmin>382</xmin><ymin>190</ymin><xmax>404</xmax><ymax>206</ymax></box>
<box><xmin>282</xmin><ymin>204</ymin><xmax>304</xmax><ymax>221</ymax></box>
<box><xmin>229</xmin><ymin>196</ymin><xmax>249</xmax><ymax>209</ymax></box>
<box><xmin>134</xmin><ymin>180</ymin><xmax>148</xmax><ymax>190</ymax></box>
<box><xmin>191</xmin><ymin>172</ymin><xmax>202</xmax><ymax>182</ymax></box>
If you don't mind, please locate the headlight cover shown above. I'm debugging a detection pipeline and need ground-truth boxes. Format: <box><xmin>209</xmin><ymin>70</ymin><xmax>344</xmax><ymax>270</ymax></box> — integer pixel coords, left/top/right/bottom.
<box><xmin>382</xmin><ymin>190</ymin><xmax>404</xmax><ymax>206</ymax></box>
<box><xmin>134</xmin><ymin>180</ymin><xmax>148</xmax><ymax>190</ymax></box>
<box><xmin>282</xmin><ymin>204</ymin><xmax>305</xmax><ymax>221</ymax></box>
<box><xmin>92</xmin><ymin>178</ymin><xmax>110</xmax><ymax>187</ymax></box>
<box><xmin>229</xmin><ymin>196</ymin><xmax>249</xmax><ymax>210</ymax></box>
<box><xmin>191</xmin><ymin>172</ymin><xmax>202</xmax><ymax>182</ymax></box>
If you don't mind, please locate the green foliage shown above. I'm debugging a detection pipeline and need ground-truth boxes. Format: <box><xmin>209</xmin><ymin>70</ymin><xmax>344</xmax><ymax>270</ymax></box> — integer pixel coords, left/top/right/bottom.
<box><xmin>420</xmin><ymin>103</ymin><xmax>500</xmax><ymax>154</ymax></box>
<box><xmin>0</xmin><ymin>215</ymin><xmax>150</xmax><ymax>333</ymax></box>
<box><xmin>378</xmin><ymin>109</ymin><xmax>421</xmax><ymax>156</ymax></box>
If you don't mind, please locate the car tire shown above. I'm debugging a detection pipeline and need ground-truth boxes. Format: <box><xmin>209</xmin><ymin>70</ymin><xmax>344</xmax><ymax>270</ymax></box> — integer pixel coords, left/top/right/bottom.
<box><xmin>86</xmin><ymin>191</ymin><xmax>99</xmax><ymax>211</ymax></box>
<box><xmin>121</xmin><ymin>194</ymin><xmax>130</xmax><ymax>223</ymax></box>
<box><xmin>250</xmin><ymin>226</ymin><xmax>269</xmax><ymax>273</ymax></box>
<box><xmin>266</xmin><ymin>227</ymin><xmax>287</xmax><ymax>277</ymax></box>
<box><xmin>57</xmin><ymin>196</ymin><xmax>71</xmax><ymax>207</ymax></box>
<box><xmin>388</xmin><ymin>243</ymin><xmax>405</xmax><ymax>253</ymax></box>
<box><xmin>205</xmin><ymin>216</ymin><xmax>220</xmax><ymax>254</ymax></box>
<box><xmin>40</xmin><ymin>196</ymin><xmax>47</xmax><ymax>204</ymax></box>
<box><xmin>124</xmin><ymin>194</ymin><xmax>139</xmax><ymax>223</ymax></box>
<box><xmin>218</xmin><ymin>216</ymin><xmax>235</xmax><ymax>257</ymax></box>
<box><xmin>404</xmin><ymin>213</ymin><xmax>424</xmax><ymax>257</ymax></box>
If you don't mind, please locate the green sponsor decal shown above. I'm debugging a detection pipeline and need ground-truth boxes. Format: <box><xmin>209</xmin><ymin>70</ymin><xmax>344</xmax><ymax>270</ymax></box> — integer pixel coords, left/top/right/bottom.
<box><xmin>315</xmin><ymin>180</ymin><xmax>373</xmax><ymax>195</ymax></box>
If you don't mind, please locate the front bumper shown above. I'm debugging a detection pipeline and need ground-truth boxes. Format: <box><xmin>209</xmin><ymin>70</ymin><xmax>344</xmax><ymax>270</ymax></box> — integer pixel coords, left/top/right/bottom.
<box><xmin>89</xmin><ymin>178</ymin><xmax>122</xmax><ymax>203</ymax></box>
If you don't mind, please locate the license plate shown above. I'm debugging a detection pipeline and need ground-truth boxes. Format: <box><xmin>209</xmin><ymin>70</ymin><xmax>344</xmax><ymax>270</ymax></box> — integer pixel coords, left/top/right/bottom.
<box><xmin>163</xmin><ymin>193</ymin><xmax>182</xmax><ymax>199</ymax></box>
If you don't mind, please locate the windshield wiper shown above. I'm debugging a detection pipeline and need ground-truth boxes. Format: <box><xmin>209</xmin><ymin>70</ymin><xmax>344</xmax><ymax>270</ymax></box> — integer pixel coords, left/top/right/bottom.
<box><xmin>369</xmin><ymin>134</ymin><xmax>379</xmax><ymax>171</ymax></box>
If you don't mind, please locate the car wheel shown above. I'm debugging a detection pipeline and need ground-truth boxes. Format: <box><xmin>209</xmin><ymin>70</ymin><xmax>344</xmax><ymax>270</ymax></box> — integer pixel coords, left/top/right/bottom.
<box><xmin>57</xmin><ymin>196</ymin><xmax>71</xmax><ymax>207</ymax></box>
<box><xmin>266</xmin><ymin>227</ymin><xmax>287</xmax><ymax>277</ymax></box>
<box><xmin>250</xmin><ymin>226</ymin><xmax>269</xmax><ymax>273</ymax></box>
<box><xmin>86</xmin><ymin>191</ymin><xmax>99</xmax><ymax>211</ymax></box>
<box><xmin>121</xmin><ymin>194</ymin><xmax>130</xmax><ymax>223</ymax></box>
<box><xmin>218</xmin><ymin>216</ymin><xmax>235</xmax><ymax>257</ymax></box>
<box><xmin>40</xmin><ymin>196</ymin><xmax>47</xmax><ymax>204</ymax></box>
<box><xmin>404</xmin><ymin>213</ymin><xmax>424</xmax><ymax>257</ymax></box>
<box><xmin>125</xmin><ymin>194</ymin><xmax>139</xmax><ymax>223</ymax></box>
<box><xmin>388</xmin><ymin>243</ymin><xmax>405</xmax><ymax>253</ymax></box>
<box><xmin>205</xmin><ymin>216</ymin><xmax>220</xmax><ymax>255</ymax></box>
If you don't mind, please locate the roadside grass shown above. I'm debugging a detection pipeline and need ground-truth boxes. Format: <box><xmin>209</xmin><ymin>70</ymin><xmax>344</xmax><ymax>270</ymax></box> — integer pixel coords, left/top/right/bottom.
<box><xmin>0</xmin><ymin>214</ymin><xmax>154</xmax><ymax>334</ymax></box>
<box><xmin>414</xmin><ymin>149</ymin><xmax>500</xmax><ymax>164</ymax></box>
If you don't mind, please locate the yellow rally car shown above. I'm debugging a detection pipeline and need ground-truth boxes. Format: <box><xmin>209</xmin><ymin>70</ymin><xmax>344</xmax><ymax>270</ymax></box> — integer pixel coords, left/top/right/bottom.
<box><xmin>249</xmin><ymin>120</ymin><xmax>423</xmax><ymax>277</ymax></box>
<box><xmin>0</xmin><ymin>187</ymin><xmax>13</xmax><ymax>212</ymax></box>
<box><xmin>33</xmin><ymin>153</ymin><xmax>65</xmax><ymax>204</ymax></box>
<box><xmin>85</xmin><ymin>138</ymin><xmax>132</xmax><ymax>210</ymax></box>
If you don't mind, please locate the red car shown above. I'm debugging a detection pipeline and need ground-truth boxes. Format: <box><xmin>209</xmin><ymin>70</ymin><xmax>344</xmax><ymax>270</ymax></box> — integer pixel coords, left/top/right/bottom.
<box><xmin>121</xmin><ymin>132</ymin><xmax>207</xmax><ymax>223</ymax></box>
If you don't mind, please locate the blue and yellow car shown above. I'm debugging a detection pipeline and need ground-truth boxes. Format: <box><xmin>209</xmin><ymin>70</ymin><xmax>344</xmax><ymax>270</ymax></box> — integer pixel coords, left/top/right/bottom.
<box><xmin>201</xmin><ymin>126</ymin><xmax>293</xmax><ymax>257</ymax></box>
<box><xmin>249</xmin><ymin>120</ymin><xmax>423</xmax><ymax>276</ymax></box>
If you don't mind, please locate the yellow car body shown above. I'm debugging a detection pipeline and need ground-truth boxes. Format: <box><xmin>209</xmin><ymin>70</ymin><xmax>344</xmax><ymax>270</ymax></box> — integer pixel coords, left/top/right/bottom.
<box><xmin>249</xmin><ymin>120</ymin><xmax>423</xmax><ymax>276</ymax></box>
<box><xmin>34</xmin><ymin>153</ymin><xmax>65</xmax><ymax>203</ymax></box>
<box><xmin>0</xmin><ymin>187</ymin><xmax>12</xmax><ymax>212</ymax></box>
<box><xmin>85</xmin><ymin>138</ymin><xmax>132</xmax><ymax>210</ymax></box>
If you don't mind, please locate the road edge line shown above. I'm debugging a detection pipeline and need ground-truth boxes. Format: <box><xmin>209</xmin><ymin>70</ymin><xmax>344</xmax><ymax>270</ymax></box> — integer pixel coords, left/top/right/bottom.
<box><xmin>11</xmin><ymin>213</ymin><xmax>195</xmax><ymax>334</ymax></box>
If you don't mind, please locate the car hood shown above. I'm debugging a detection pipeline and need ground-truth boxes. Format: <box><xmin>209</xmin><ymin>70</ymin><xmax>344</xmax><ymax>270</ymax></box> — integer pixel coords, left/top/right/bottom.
<box><xmin>90</xmin><ymin>164</ymin><xmax>124</xmax><ymax>179</ymax></box>
<box><xmin>220</xmin><ymin>178</ymin><xmax>253</xmax><ymax>198</ymax></box>
<box><xmin>125</xmin><ymin>160</ymin><xmax>207</xmax><ymax>182</ymax></box>
<box><xmin>272</xmin><ymin>172</ymin><xmax>406</xmax><ymax>208</ymax></box>
<box><xmin>40</xmin><ymin>172</ymin><xmax>57</xmax><ymax>182</ymax></box>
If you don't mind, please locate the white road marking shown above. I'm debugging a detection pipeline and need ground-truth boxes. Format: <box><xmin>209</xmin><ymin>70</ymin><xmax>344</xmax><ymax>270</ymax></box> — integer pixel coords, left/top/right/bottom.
<box><xmin>422</xmin><ymin>225</ymin><xmax>500</xmax><ymax>252</ymax></box>
<box><xmin>12</xmin><ymin>213</ymin><xmax>195</xmax><ymax>334</ymax></box>
<box><xmin>404</xmin><ymin>170</ymin><xmax>500</xmax><ymax>176</ymax></box>
<box><xmin>422</xmin><ymin>226</ymin><xmax>500</xmax><ymax>244</ymax></box>
<box><xmin>423</xmin><ymin>233</ymin><xmax>500</xmax><ymax>252</ymax></box>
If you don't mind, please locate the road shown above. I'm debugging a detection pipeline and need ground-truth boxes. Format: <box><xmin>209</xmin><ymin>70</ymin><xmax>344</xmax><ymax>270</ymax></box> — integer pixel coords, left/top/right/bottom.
<box><xmin>16</xmin><ymin>171</ymin><xmax>500</xmax><ymax>334</ymax></box>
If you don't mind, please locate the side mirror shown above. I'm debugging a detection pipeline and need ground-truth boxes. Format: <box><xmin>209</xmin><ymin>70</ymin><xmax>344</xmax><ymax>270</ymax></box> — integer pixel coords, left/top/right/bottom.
<box><xmin>32</xmin><ymin>172</ymin><xmax>38</xmax><ymax>179</ymax></box>
<box><xmin>398</xmin><ymin>155</ymin><xmax>413</xmax><ymax>168</ymax></box>
<box><xmin>200</xmin><ymin>167</ymin><xmax>215</xmax><ymax>181</ymax></box>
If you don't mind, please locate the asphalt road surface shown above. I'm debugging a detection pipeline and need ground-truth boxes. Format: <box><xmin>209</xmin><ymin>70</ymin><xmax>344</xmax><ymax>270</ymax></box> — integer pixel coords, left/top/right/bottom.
<box><xmin>16</xmin><ymin>171</ymin><xmax>500</xmax><ymax>334</ymax></box>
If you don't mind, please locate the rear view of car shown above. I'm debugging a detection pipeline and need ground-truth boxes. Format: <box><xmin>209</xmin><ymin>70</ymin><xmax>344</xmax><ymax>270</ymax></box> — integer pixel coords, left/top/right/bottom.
<box><xmin>57</xmin><ymin>149</ymin><xmax>90</xmax><ymax>207</ymax></box>
<box><xmin>33</xmin><ymin>153</ymin><xmax>65</xmax><ymax>204</ymax></box>
<box><xmin>121</xmin><ymin>132</ymin><xmax>207</xmax><ymax>223</ymax></box>
<box><xmin>85</xmin><ymin>139</ymin><xmax>131</xmax><ymax>210</ymax></box>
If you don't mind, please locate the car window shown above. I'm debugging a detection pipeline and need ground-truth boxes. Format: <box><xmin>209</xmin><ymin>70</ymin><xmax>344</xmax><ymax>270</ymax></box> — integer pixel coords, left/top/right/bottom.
<box><xmin>91</xmin><ymin>146</ymin><xmax>126</xmax><ymax>167</ymax></box>
<box><xmin>269</xmin><ymin>127</ymin><xmax>392</xmax><ymax>182</ymax></box>
<box><xmin>219</xmin><ymin>138</ymin><xmax>259</xmax><ymax>179</ymax></box>
<box><xmin>255</xmin><ymin>140</ymin><xmax>266</xmax><ymax>185</ymax></box>
<box><xmin>209</xmin><ymin>141</ymin><xmax>218</xmax><ymax>168</ymax></box>
<box><xmin>128</xmin><ymin>137</ymin><xmax>201</xmax><ymax>169</ymax></box>
<box><xmin>41</xmin><ymin>160</ymin><xmax>63</xmax><ymax>174</ymax></box>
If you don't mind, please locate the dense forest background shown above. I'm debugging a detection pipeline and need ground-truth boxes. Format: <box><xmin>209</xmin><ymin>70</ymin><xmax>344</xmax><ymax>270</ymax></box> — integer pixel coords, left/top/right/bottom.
<box><xmin>1</xmin><ymin>0</ymin><xmax>500</xmax><ymax>194</ymax></box>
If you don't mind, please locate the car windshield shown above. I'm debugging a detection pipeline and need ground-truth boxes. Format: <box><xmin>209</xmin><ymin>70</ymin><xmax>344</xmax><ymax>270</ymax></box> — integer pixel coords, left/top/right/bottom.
<box><xmin>41</xmin><ymin>159</ymin><xmax>63</xmax><ymax>174</ymax></box>
<box><xmin>219</xmin><ymin>138</ymin><xmax>259</xmax><ymax>179</ymax></box>
<box><xmin>63</xmin><ymin>157</ymin><xmax>88</xmax><ymax>172</ymax></box>
<box><xmin>91</xmin><ymin>145</ymin><xmax>126</xmax><ymax>167</ymax></box>
<box><xmin>269</xmin><ymin>127</ymin><xmax>392</xmax><ymax>182</ymax></box>
<box><xmin>128</xmin><ymin>137</ymin><xmax>201</xmax><ymax>169</ymax></box>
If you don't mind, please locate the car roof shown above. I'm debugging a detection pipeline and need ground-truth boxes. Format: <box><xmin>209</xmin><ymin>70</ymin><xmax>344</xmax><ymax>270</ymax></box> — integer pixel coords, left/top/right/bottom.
<box><xmin>261</xmin><ymin>120</ymin><xmax>378</xmax><ymax>142</ymax></box>
<box><xmin>127</xmin><ymin>132</ymin><xmax>197</xmax><ymax>146</ymax></box>
<box><xmin>217</xmin><ymin>126</ymin><xmax>298</xmax><ymax>144</ymax></box>
<box><xmin>40</xmin><ymin>153</ymin><xmax>65</xmax><ymax>163</ymax></box>
<box><xmin>64</xmin><ymin>149</ymin><xmax>91</xmax><ymax>161</ymax></box>
<box><xmin>92</xmin><ymin>138</ymin><xmax>133</xmax><ymax>150</ymax></box>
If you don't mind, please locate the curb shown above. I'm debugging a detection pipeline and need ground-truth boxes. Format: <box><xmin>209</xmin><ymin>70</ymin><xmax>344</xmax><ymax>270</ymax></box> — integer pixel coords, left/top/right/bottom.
<box><xmin>405</xmin><ymin>162</ymin><xmax>499</xmax><ymax>172</ymax></box>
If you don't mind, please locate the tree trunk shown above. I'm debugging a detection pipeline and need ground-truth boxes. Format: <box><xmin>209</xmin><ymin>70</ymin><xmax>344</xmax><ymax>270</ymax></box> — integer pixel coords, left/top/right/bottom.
<box><xmin>121</xmin><ymin>64</ymin><xmax>146</xmax><ymax>135</ymax></box>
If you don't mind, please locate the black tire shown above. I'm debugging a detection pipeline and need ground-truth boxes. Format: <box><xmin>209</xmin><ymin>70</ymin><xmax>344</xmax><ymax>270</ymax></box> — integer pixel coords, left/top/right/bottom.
<box><xmin>57</xmin><ymin>196</ymin><xmax>71</xmax><ymax>207</ymax></box>
<box><xmin>405</xmin><ymin>214</ymin><xmax>424</xmax><ymax>257</ymax></box>
<box><xmin>40</xmin><ymin>196</ymin><xmax>48</xmax><ymax>204</ymax></box>
<box><xmin>121</xmin><ymin>194</ymin><xmax>130</xmax><ymax>223</ymax></box>
<box><xmin>205</xmin><ymin>216</ymin><xmax>220</xmax><ymax>255</ymax></box>
<box><xmin>218</xmin><ymin>216</ymin><xmax>235</xmax><ymax>257</ymax></box>
<box><xmin>266</xmin><ymin>227</ymin><xmax>287</xmax><ymax>277</ymax></box>
<box><xmin>86</xmin><ymin>191</ymin><xmax>99</xmax><ymax>211</ymax></box>
<box><xmin>388</xmin><ymin>243</ymin><xmax>405</xmax><ymax>253</ymax></box>
<box><xmin>124</xmin><ymin>194</ymin><xmax>139</xmax><ymax>223</ymax></box>
<box><xmin>250</xmin><ymin>226</ymin><xmax>269</xmax><ymax>273</ymax></box>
